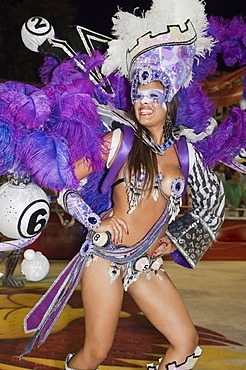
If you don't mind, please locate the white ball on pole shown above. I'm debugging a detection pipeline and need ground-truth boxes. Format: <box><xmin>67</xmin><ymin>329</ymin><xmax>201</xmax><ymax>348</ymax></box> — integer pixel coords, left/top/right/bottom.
<box><xmin>21</xmin><ymin>16</ymin><xmax>55</xmax><ymax>52</ymax></box>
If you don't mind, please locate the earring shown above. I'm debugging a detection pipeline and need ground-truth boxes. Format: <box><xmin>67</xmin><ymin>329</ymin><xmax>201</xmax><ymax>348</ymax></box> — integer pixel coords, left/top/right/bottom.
<box><xmin>163</xmin><ymin>112</ymin><xmax>173</xmax><ymax>141</ymax></box>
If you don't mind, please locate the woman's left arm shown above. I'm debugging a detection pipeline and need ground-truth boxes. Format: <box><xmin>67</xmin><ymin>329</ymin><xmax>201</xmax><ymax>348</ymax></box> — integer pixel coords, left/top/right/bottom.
<box><xmin>165</xmin><ymin>143</ymin><xmax>225</xmax><ymax>268</ymax></box>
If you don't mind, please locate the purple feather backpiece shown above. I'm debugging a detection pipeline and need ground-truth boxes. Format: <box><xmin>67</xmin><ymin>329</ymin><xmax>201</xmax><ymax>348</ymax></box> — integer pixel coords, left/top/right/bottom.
<box><xmin>194</xmin><ymin>108</ymin><xmax>246</xmax><ymax>169</ymax></box>
<box><xmin>0</xmin><ymin>15</ymin><xmax>245</xmax><ymax>190</ymax></box>
<box><xmin>39</xmin><ymin>56</ymin><xmax>59</xmax><ymax>84</ymax></box>
<box><xmin>176</xmin><ymin>82</ymin><xmax>214</xmax><ymax>132</ymax></box>
<box><xmin>18</xmin><ymin>131</ymin><xmax>79</xmax><ymax>191</ymax></box>
<box><xmin>192</xmin><ymin>16</ymin><xmax>246</xmax><ymax>82</ymax></box>
<box><xmin>2</xmin><ymin>90</ymin><xmax>51</xmax><ymax>130</ymax></box>
<box><xmin>0</xmin><ymin>119</ymin><xmax>16</xmax><ymax>174</ymax></box>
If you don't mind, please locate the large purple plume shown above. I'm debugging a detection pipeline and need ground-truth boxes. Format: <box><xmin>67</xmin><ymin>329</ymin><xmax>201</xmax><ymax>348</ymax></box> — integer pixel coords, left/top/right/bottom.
<box><xmin>194</xmin><ymin>108</ymin><xmax>246</xmax><ymax>168</ymax></box>
<box><xmin>80</xmin><ymin>169</ymin><xmax>111</xmax><ymax>214</ymax></box>
<box><xmin>39</xmin><ymin>56</ymin><xmax>59</xmax><ymax>84</ymax></box>
<box><xmin>0</xmin><ymin>119</ymin><xmax>16</xmax><ymax>174</ymax></box>
<box><xmin>0</xmin><ymin>81</ymin><xmax>38</xmax><ymax>95</ymax></box>
<box><xmin>1</xmin><ymin>90</ymin><xmax>51</xmax><ymax>130</ymax></box>
<box><xmin>193</xmin><ymin>16</ymin><xmax>246</xmax><ymax>82</ymax></box>
<box><xmin>46</xmin><ymin>79</ymin><xmax>105</xmax><ymax>169</ymax></box>
<box><xmin>176</xmin><ymin>82</ymin><xmax>214</xmax><ymax>132</ymax></box>
<box><xmin>18</xmin><ymin>131</ymin><xmax>79</xmax><ymax>191</ymax></box>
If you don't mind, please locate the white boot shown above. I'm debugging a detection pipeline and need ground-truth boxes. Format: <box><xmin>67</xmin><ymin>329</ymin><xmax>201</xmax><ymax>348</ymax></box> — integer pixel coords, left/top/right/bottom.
<box><xmin>147</xmin><ymin>362</ymin><xmax>159</xmax><ymax>370</ymax></box>
<box><xmin>146</xmin><ymin>346</ymin><xmax>202</xmax><ymax>370</ymax></box>
<box><xmin>64</xmin><ymin>354</ymin><xmax>98</xmax><ymax>370</ymax></box>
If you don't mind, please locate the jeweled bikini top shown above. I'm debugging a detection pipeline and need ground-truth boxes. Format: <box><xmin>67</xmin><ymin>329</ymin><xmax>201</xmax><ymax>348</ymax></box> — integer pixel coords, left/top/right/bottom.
<box><xmin>119</xmin><ymin>165</ymin><xmax>185</xmax><ymax>217</ymax></box>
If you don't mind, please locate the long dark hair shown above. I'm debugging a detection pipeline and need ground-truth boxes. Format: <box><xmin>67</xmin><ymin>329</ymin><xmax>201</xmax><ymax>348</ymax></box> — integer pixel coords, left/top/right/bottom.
<box><xmin>127</xmin><ymin>94</ymin><xmax>178</xmax><ymax>190</ymax></box>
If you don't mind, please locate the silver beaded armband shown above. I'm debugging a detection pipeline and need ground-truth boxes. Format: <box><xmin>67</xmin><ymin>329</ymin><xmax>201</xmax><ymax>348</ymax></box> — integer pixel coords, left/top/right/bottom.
<box><xmin>57</xmin><ymin>190</ymin><xmax>101</xmax><ymax>229</ymax></box>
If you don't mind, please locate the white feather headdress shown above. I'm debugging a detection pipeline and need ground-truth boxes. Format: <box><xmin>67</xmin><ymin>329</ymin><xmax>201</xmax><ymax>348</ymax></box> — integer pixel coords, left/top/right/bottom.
<box><xmin>102</xmin><ymin>0</ymin><xmax>215</xmax><ymax>101</ymax></box>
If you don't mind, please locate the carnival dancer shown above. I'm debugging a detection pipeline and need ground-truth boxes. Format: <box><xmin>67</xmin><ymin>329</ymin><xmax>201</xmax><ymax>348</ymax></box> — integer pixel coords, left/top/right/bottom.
<box><xmin>63</xmin><ymin>78</ymin><xmax>220</xmax><ymax>370</ymax></box>
<box><xmin>20</xmin><ymin>1</ymin><xmax>228</xmax><ymax>369</ymax></box>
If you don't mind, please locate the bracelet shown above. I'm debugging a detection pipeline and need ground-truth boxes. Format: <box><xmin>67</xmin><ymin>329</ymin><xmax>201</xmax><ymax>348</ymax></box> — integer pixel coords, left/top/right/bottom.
<box><xmin>57</xmin><ymin>190</ymin><xmax>101</xmax><ymax>229</ymax></box>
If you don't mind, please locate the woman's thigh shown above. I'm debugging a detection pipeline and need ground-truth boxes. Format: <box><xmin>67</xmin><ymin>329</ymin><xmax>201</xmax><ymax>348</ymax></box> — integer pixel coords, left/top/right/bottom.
<box><xmin>128</xmin><ymin>270</ymin><xmax>197</xmax><ymax>348</ymax></box>
<box><xmin>81</xmin><ymin>256</ymin><xmax>124</xmax><ymax>349</ymax></box>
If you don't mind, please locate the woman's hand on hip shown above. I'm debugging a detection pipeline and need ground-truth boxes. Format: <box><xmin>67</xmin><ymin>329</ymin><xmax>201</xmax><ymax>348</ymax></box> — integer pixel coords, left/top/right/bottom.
<box><xmin>93</xmin><ymin>215</ymin><xmax>129</xmax><ymax>244</ymax></box>
<box><xmin>152</xmin><ymin>235</ymin><xmax>176</xmax><ymax>257</ymax></box>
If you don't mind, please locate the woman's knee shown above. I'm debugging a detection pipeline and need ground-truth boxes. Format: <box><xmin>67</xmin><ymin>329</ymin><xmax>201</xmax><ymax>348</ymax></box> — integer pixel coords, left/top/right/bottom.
<box><xmin>188</xmin><ymin>328</ymin><xmax>199</xmax><ymax>349</ymax></box>
<box><xmin>172</xmin><ymin>327</ymin><xmax>199</xmax><ymax>354</ymax></box>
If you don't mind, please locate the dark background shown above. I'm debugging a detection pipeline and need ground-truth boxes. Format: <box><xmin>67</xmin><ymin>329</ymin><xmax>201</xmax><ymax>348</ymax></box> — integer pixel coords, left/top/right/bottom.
<box><xmin>0</xmin><ymin>0</ymin><xmax>245</xmax><ymax>82</ymax></box>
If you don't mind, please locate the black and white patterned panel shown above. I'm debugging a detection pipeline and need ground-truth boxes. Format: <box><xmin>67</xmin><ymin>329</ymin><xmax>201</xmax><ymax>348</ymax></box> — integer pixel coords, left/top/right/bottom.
<box><xmin>167</xmin><ymin>213</ymin><xmax>214</xmax><ymax>268</ymax></box>
<box><xmin>167</xmin><ymin>144</ymin><xmax>225</xmax><ymax>267</ymax></box>
<box><xmin>188</xmin><ymin>149</ymin><xmax>225</xmax><ymax>237</ymax></box>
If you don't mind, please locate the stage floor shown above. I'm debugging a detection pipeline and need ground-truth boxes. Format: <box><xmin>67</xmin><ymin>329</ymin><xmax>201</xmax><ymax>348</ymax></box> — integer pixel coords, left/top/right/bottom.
<box><xmin>0</xmin><ymin>260</ymin><xmax>245</xmax><ymax>370</ymax></box>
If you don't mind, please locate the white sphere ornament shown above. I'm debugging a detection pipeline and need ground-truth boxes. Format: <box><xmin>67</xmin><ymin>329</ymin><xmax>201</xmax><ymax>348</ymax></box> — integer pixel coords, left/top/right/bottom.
<box><xmin>240</xmin><ymin>99</ymin><xmax>246</xmax><ymax>111</ymax></box>
<box><xmin>21</xmin><ymin>249</ymin><xmax>50</xmax><ymax>281</ymax></box>
<box><xmin>21</xmin><ymin>16</ymin><xmax>55</xmax><ymax>52</ymax></box>
<box><xmin>0</xmin><ymin>181</ymin><xmax>50</xmax><ymax>239</ymax></box>
<box><xmin>239</xmin><ymin>148</ymin><xmax>246</xmax><ymax>159</ymax></box>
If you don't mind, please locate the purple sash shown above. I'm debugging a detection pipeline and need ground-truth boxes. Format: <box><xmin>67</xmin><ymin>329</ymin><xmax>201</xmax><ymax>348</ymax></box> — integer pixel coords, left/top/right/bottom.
<box><xmin>176</xmin><ymin>136</ymin><xmax>189</xmax><ymax>197</ymax></box>
<box><xmin>20</xmin><ymin>252</ymin><xmax>87</xmax><ymax>358</ymax></box>
<box><xmin>101</xmin><ymin>125</ymin><xmax>134</xmax><ymax>193</ymax></box>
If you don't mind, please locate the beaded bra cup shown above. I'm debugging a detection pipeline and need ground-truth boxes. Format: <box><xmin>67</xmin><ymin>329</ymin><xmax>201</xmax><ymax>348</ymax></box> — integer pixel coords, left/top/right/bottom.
<box><xmin>123</xmin><ymin>164</ymin><xmax>185</xmax><ymax>221</ymax></box>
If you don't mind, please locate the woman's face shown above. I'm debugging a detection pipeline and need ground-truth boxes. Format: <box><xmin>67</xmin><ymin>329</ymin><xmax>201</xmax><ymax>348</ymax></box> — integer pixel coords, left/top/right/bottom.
<box><xmin>133</xmin><ymin>81</ymin><xmax>167</xmax><ymax>130</ymax></box>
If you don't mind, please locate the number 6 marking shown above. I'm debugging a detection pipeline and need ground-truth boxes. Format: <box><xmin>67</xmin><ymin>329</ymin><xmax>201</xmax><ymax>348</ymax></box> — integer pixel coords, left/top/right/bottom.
<box><xmin>17</xmin><ymin>200</ymin><xmax>50</xmax><ymax>238</ymax></box>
